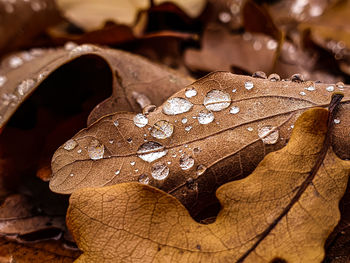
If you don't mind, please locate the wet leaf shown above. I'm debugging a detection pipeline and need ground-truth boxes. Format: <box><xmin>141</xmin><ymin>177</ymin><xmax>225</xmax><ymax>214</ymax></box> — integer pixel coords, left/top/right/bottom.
<box><xmin>67</xmin><ymin>108</ymin><xmax>350</xmax><ymax>262</ymax></box>
<box><xmin>50</xmin><ymin>72</ymin><xmax>350</xmax><ymax>217</ymax></box>
<box><xmin>0</xmin><ymin>237</ymin><xmax>80</xmax><ymax>263</ymax></box>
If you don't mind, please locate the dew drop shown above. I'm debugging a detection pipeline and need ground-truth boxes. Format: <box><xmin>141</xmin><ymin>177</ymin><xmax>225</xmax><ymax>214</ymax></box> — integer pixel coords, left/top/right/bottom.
<box><xmin>193</xmin><ymin>147</ymin><xmax>201</xmax><ymax>154</ymax></box>
<box><xmin>244</xmin><ymin>81</ymin><xmax>254</xmax><ymax>90</ymax></box>
<box><xmin>88</xmin><ymin>139</ymin><xmax>104</xmax><ymax>160</ymax></box>
<box><xmin>138</xmin><ymin>174</ymin><xmax>150</xmax><ymax>184</ymax></box>
<box><xmin>1</xmin><ymin>93</ymin><xmax>18</xmax><ymax>106</ymax></box>
<box><xmin>196</xmin><ymin>165</ymin><xmax>207</xmax><ymax>176</ymax></box>
<box><xmin>127</xmin><ymin>138</ymin><xmax>133</xmax><ymax>143</ymax></box>
<box><xmin>133</xmin><ymin>113</ymin><xmax>148</xmax><ymax>128</ymax></box>
<box><xmin>17</xmin><ymin>79</ymin><xmax>36</xmax><ymax>96</ymax></box>
<box><xmin>203</xmin><ymin>90</ymin><xmax>231</xmax><ymax>111</ymax></box>
<box><xmin>113</xmin><ymin>120</ymin><xmax>119</xmax><ymax>127</ymax></box>
<box><xmin>334</xmin><ymin>119</ymin><xmax>340</xmax><ymax>124</ymax></box>
<box><xmin>232</xmin><ymin>89</ymin><xmax>237</xmax><ymax>93</ymax></box>
<box><xmin>137</xmin><ymin>141</ymin><xmax>168</xmax><ymax>163</ymax></box>
<box><xmin>299</xmin><ymin>91</ymin><xmax>306</xmax><ymax>96</ymax></box>
<box><xmin>291</xmin><ymin>74</ymin><xmax>304</xmax><ymax>82</ymax></box>
<box><xmin>336</xmin><ymin>82</ymin><xmax>345</xmax><ymax>90</ymax></box>
<box><xmin>268</xmin><ymin>73</ymin><xmax>280</xmax><ymax>81</ymax></box>
<box><xmin>181</xmin><ymin>118</ymin><xmax>188</xmax><ymax>124</ymax></box>
<box><xmin>266</xmin><ymin>40</ymin><xmax>278</xmax><ymax>50</ymax></box>
<box><xmin>151</xmin><ymin>163</ymin><xmax>169</xmax><ymax>180</ymax></box>
<box><xmin>185</xmin><ymin>87</ymin><xmax>197</xmax><ymax>98</ymax></box>
<box><xmin>247</xmin><ymin>127</ymin><xmax>253</xmax><ymax>131</ymax></box>
<box><xmin>219</xmin><ymin>12</ymin><xmax>231</xmax><ymax>23</ymax></box>
<box><xmin>0</xmin><ymin>75</ymin><xmax>7</xmax><ymax>87</ymax></box>
<box><xmin>109</xmin><ymin>139</ymin><xmax>114</xmax><ymax>144</ymax></box>
<box><xmin>151</xmin><ymin>120</ymin><xmax>174</xmax><ymax>139</ymax></box>
<box><xmin>69</xmin><ymin>173</ymin><xmax>74</xmax><ymax>177</ymax></box>
<box><xmin>179</xmin><ymin>154</ymin><xmax>195</xmax><ymax>170</ymax></box>
<box><xmin>63</xmin><ymin>139</ymin><xmax>77</xmax><ymax>151</ymax></box>
<box><xmin>185</xmin><ymin>126</ymin><xmax>192</xmax><ymax>132</ymax></box>
<box><xmin>258</xmin><ymin>126</ymin><xmax>279</xmax><ymax>144</ymax></box>
<box><xmin>197</xmin><ymin>109</ymin><xmax>214</xmax><ymax>124</ymax></box>
<box><xmin>69</xmin><ymin>44</ymin><xmax>96</xmax><ymax>57</ymax></box>
<box><xmin>77</xmin><ymin>149</ymin><xmax>82</xmax><ymax>154</ymax></box>
<box><xmin>326</xmin><ymin>85</ymin><xmax>334</xmax><ymax>92</ymax></box>
<box><xmin>130</xmin><ymin>161</ymin><xmax>136</xmax><ymax>166</ymax></box>
<box><xmin>9</xmin><ymin>56</ymin><xmax>23</xmax><ymax>68</ymax></box>
<box><xmin>37</xmin><ymin>71</ymin><xmax>49</xmax><ymax>82</ymax></box>
<box><xmin>162</xmin><ymin>97</ymin><xmax>193</xmax><ymax>115</ymax></box>
<box><xmin>229</xmin><ymin>106</ymin><xmax>240</xmax><ymax>114</ymax></box>
<box><xmin>252</xmin><ymin>71</ymin><xmax>267</xmax><ymax>79</ymax></box>
<box><xmin>64</xmin><ymin>41</ymin><xmax>78</xmax><ymax>51</ymax></box>
<box><xmin>115</xmin><ymin>170</ymin><xmax>120</xmax><ymax>175</ymax></box>
<box><xmin>306</xmin><ymin>86</ymin><xmax>316</xmax><ymax>91</ymax></box>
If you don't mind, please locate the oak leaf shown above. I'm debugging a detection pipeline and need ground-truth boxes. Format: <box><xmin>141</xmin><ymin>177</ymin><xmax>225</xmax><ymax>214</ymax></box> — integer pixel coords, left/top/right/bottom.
<box><xmin>67</xmin><ymin>108</ymin><xmax>350</xmax><ymax>263</ymax></box>
<box><xmin>50</xmin><ymin>72</ymin><xmax>350</xmax><ymax>217</ymax></box>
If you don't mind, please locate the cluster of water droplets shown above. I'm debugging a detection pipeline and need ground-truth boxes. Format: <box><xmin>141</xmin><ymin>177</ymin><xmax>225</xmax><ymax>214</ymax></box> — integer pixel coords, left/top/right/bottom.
<box><xmin>137</xmin><ymin>141</ymin><xmax>168</xmax><ymax>163</ymax></box>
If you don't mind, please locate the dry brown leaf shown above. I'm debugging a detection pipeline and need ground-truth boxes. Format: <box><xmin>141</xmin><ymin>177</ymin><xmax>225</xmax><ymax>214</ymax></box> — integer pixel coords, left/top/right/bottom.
<box><xmin>0</xmin><ymin>237</ymin><xmax>80</xmax><ymax>263</ymax></box>
<box><xmin>67</xmin><ymin>108</ymin><xmax>350</xmax><ymax>263</ymax></box>
<box><xmin>50</xmin><ymin>72</ymin><xmax>350</xmax><ymax>217</ymax></box>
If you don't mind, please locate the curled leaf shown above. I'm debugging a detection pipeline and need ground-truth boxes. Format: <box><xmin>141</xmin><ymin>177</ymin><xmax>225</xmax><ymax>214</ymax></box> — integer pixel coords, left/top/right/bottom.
<box><xmin>67</xmin><ymin>108</ymin><xmax>350</xmax><ymax>263</ymax></box>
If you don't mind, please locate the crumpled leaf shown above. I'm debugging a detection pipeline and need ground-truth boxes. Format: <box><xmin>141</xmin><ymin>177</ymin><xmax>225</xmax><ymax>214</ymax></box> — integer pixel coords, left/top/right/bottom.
<box><xmin>67</xmin><ymin>108</ymin><xmax>350</xmax><ymax>263</ymax></box>
<box><xmin>0</xmin><ymin>237</ymin><xmax>80</xmax><ymax>263</ymax></box>
<box><xmin>50</xmin><ymin>72</ymin><xmax>350</xmax><ymax>217</ymax></box>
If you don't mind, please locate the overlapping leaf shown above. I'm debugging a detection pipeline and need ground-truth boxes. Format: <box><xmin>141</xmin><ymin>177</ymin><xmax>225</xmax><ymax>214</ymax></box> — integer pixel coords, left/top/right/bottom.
<box><xmin>67</xmin><ymin>108</ymin><xmax>350</xmax><ymax>263</ymax></box>
<box><xmin>50</xmin><ymin>72</ymin><xmax>350</xmax><ymax>216</ymax></box>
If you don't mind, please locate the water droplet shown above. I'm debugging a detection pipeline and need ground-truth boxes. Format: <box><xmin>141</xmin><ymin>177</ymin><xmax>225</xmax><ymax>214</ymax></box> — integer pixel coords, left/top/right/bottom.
<box><xmin>130</xmin><ymin>161</ymin><xmax>136</xmax><ymax>166</ymax></box>
<box><xmin>291</xmin><ymin>74</ymin><xmax>304</xmax><ymax>82</ymax></box>
<box><xmin>326</xmin><ymin>85</ymin><xmax>334</xmax><ymax>92</ymax></box>
<box><xmin>229</xmin><ymin>106</ymin><xmax>240</xmax><ymax>114</ymax></box>
<box><xmin>181</xmin><ymin>118</ymin><xmax>188</xmax><ymax>124</ymax></box>
<box><xmin>138</xmin><ymin>174</ymin><xmax>150</xmax><ymax>184</ymax></box>
<box><xmin>127</xmin><ymin>138</ymin><xmax>133</xmax><ymax>143</ymax></box>
<box><xmin>0</xmin><ymin>76</ymin><xmax>7</xmax><ymax>87</ymax></box>
<box><xmin>232</xmin><ymin>89</ymin><xmax>237</xmax><ymax>93</ymax></box>
<box><xmin>37</xmin><ymin>71</ymin><xmax>49</xmax><ymax>82</ymax></box>
<box><xmin>1</xmin><ymin>93</ymin><xmax>18</xmax><ymax>106</ymax></box>
<box><xmin>151</xmin><ymin>163</ymin><xmax>169</xmax><ymax>180</ymax></box>
<box><xmin>115</xmin><ymin>170</ymin><xmax>120</xmax><ymax>175</ymax></box>
<box><xmin>268</xmin><ymin>73</ymin><xmax>280</xmax><ymax>81</ymax></box>
<box><xmin>88</xmin><ymin>139</ymin><xmax>104</xmax><ymax>160</ymax></box>
<box><xmin>185</xmin><ymin>87</ymin><xmax>197</xmax><ymax>98</ymax></box>
<box><xmin>133</xmin><ymin>113</ymin><xmax>148</xmax><ymax>128</ymax></box>
<box><xmin>69</xmin><ymin>173</ymin><xmax>74</xmax><ymax>177</ymax></box>
<box><xmin>306</xmin><ymin>86</ymin><xmax>315</xmax><ymax>91</ymax></box>
<box><xmin>185</xmin><ymin>126</ymin><xmax>192</xmax><ymax>132</ymax></box>
<box><xmin>193</xmin><ymin>147</ymin><xmax>201</xmax><ymax>154</ymax></box>
<box><xmin>64</xmin><ymin>41</ymin><xmax>78</xmax><ymax>51</ymax></box>
<box><xmin>266</xmin><ymin>40</ymin><xmax>278</xmax><ymax>50</ymax></box>
<box><xmin>299</xmin><ymin>91</ymin><xmax>306</xmax><ymax>96</ymax></box>
<box><xmin>9</xmin><ymin>56</ymin><xmax>23</xmax><ymax>68</ymax></box>
<box><xmin>336</xmin><ymin>82</ymin><xmax>345</xmax><ymax>90</ymax></box>
<box><xmin>109</xmin><ymin>139</ymin><xmax>114</xmax><ymax>144</ymax></box>
<box><xmin>17</xmin><ymin>79</ymin><xmax>36</xmax><ymax>96</ymax></box>
<box><xmin>179</xmin><ymin>154</ymin><xmax>195</xmax><ymax>170</ymax></box>
<box><xmin>77</xmin><ymin>149</ymin><xmax>82</xmax><ymax>154</ymax></box>
<box><xmin>258</xmin><ymin>126</ymin><xmax>279</xmax><ymax>144</ymax></box>
<box><xmin>196</xmin><ymin>165</ymin><xmax>207</xmax><ymax>176</ymax></box>
<box><xmin>20</xmin><ymin>51</ymin><xmax>34</xmax><ymax>61</ymax></box>
<box><xmin>247</xmin><ymin>127</ymin><xmax>253</xmax><ymax>131</ymax></box>
<box><xmin>219</xmin><ymin>12</ymin><xmax>231</xmax><ymax>23</ymax></box>
<box><xmin>204</xmin><ymin>90</ymin><xmax>231</xmax><ymax>111</ymax></box>
<box><xmin>113</xmin><ymin>120</ymin><xmax>119</xmax><ymax>127</ymax></box>
<box><xmin>137</xmin><ymin>141</ymin><xmax>168</xmax><ymax>163</ymax></box>
<box><xmin>163</xmin><ymin>97</ymin><xmax>193</xmax><ymax>115</ymax></box>
<box><xmin>197</xmin><ymin>109</ymin><xmax>214</xmax><ymax>124</ymax></box>
<box><xmin>63</xmin><ymin>139</ymin><xmax>77</xmax><ymax>151</ymax></box>
<box><xmin>151</xmin><ymin>120</ymin><xmax>174</xmax><ymax>139</ymax></box>
<box><xmin>244</xmin><ymin>81</ymin><xmax>254</xmax><ymax>90</ymax></box>
<box><xmin>69</xmin><ymin>44</ymin><xmax>96</xmax><ymax>58</ymax></box>
<box><xmin>252</xmin><ymin>71</ymin><xmax>267</xmax><ymax>79</ymax></box>
<box><xmin>334</xmin><ymin>119</ymin><xmax>340</xmax><ymax>124</ymax></box>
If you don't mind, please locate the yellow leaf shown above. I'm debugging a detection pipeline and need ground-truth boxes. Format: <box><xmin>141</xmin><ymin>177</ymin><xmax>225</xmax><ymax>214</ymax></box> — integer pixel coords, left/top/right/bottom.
<box><xmin>67</xmin><ymin>108</ymin><xmax>350</xmax><ymax>263</ymax></box>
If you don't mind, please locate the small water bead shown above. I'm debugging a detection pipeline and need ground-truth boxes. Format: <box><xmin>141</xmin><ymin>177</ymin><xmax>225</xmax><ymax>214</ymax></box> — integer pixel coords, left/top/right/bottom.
<box><xmin>137</xmin><ymin>141</ymin><xmax>168</xmax><ymax>163</ymax></box>
<box><xmin>336</xmin><ymin>82</ymin><xmax>345</xmax><ymax>90</ymax></box>
<box><xmin>232</xmin><ymin>89</ymin><xmax>237</xmax><ymax>93</ymax></box>
<box><xmin>69</xmin><ymin>44</ymin><xmax>97</xmax><ymax>58</ymax></box>
<box><xmin>151</xmin><ymin>163</ymin><xmax>169</xmax><ymax>180</ymax></box>
<box><xmin>244</xmin><ymin>81</ymin><xmax>254</xmax><ymax>90</ymax></box>
<box><xmin>127</xmin><ymin>138</ymin><xmax>133</xmax><ymax>143</ymax></box>
<box><xmin>133</xmin><ymin>113</ymin><xmax>148</xmax><ymax>127</ymax></box>
<box><xmin>185</xmin><ymin>126</ymin><xmax>192</xmax><ymax>132</ymax></box>
<box><xmin>299</xmin><ymin>91</ymin><xmax>306</xmax><ymax>96</ymax></box>
<box><xmin>69</xmin><ymin>173</ymin><xmax>74</xmax><ymax>177</ymax></box>
<box><xmin>115</xmin><ymin>170</ymin><xmax>120</xmax><ymax>175</ymax></box>
<box><xmin>326</xmin><ymin>85</ymin><xmax>334</xmax><ymax>92</ymax></box>
<box><xmin>64</xmin><ymin>41</ymin><xmax>78</xmax><ymax>51</ymax></box>
<box><xmin>163</xmin><ymin>97</ymin><xmax>193</xmax><ymax>115</ymax></box>
<box><xmin>204</xmin><ymin>90</ymin><xmax>231</xmax><ymax>111</ymax></box>
<box><xmin>0</xmin><ymin>75</ymin><xmax>7</xmax><ymax>87</ymax></box>
<box><xmin>268</xmin><ymin>73</ymin><xmax>281</xmax><ymax>81</ymax></box>
<box><xmin>21</xmin><ymin>51</ymin><xmax>34</xmax><ymax>62</ymax></box>
<box><xmin>113</xmin><ymin>120</ymin><xmax>119</xmax><ymax>127</ymax></box>
<box><xmin>247</xmin><ymin>127</ymin><xmax>253</xmax><ymax>131</ymax></box>
<box><xmin>306</xmin><ymin>86</ymin><xmax>316</xmax><ymax>91</ymax></box>
<box><xmin>17</xmin><ymin>79</ymin><xmax>36</xmax><ymax>96</ymax></box>
<box><xmin>267</xmin><ymin>40</ymin><xmax>278</xmax><ymax>50</ymax></box>
<box><xmin>37</xmin><ymin>71</ymin><xmax>49</xmax><ymax>82</ymax></box>
<box><xmin>258</xmin><ymin>126</ymin><xmax>279</xmax><ymax>144</ymax></box>
<box><xmin>130</xmin><ymin>161</ymin><xmax>136</xmax><ymax>166</ymax></box>
<box><xmin>252</xmin><ymin>71</ymin><xmax>267</xmax><ymax>79</ymax></box>
<box><xmin>291</xmin><ymin>74</ymin><xmax>304</xmax><ymax>82</ymax></box>
<box><xmin>181</xmin><ymin>118</ymin><xmax>188</xmax><ymax>124</ymax></box>
<box><xmin>229</xmin><ymin>106</ymin><xmax>240</xmax><ymax>114</ymax></box>
<box><xmin>9</xmin><ymin>56</ymin><xmax>23</xmax><ymax>68</ymax></box>
<box><xmin>185</xmin><ymin>88</ymin><xmax>197</xmax><ymax>98</ymax></box>
<box><xmin>334</xmin><ymin>119</ymin><xmax>341</xmax><ymax>124</ymax></box>
<box><xmin>88</xmin><ymin>139</ymin><xmax>105</xmax><ymax>160</ymax></box>
<box><xmin>193</xmin><ymin>147</ymin><xmax>201</xmax><ymax>154</ymax></box>
<box><xmin>1</xmin><ymin>93</ymin><xmax>18</xmax><ymax>106</ymax></box>
<box><xmin>197</xmin><ymin>109</ymin><xmax>214</xmax><ymax>124</ymax></box>
<box><xmin>151</xmin><ymin>120</ymin><xmax>174</xmax><ymax>139</ymax></box>
<box><xmin>109</xmin><ymin>139</ymin><xmax>114</xmax><ymax>144</ymax></box>
<box><xmin>138</xmin><ymin>174</ymin><xmax>150</xmax><ymax>184</ymax></box>
<box><xmin>196</xmin><ymin>165</ymin><xmax>207</xmax><ymax>176</ymax></box>
<box><xmin>63</xmin><ymin>139</ymin><xmax>77</xmax><ymax>151</ymax></box>
<box><xmin>179</xmin><ymin>154</ymin><xmax>195</xmax><ymax>170</ymax></box>
<box><xmin>77</xmin><ymin>149</ymin><xmax>82</xmax><ymax>154</ymax></box>
<box><xmin>219</xmin><ymin>12</ymin><xmax>231</xmax><ymax>23</ymax></box>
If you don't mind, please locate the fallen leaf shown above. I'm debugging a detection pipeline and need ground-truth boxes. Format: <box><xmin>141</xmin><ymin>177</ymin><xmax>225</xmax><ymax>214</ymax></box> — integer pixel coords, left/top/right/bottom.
<box><xmin>67</xmin><ymin>107</ymin><xmax>350</xmax><ymax>262</ymax></box>
<box><xmin>0</xmin><ymin>237</ymin><xmax>80</xmax><ymax>263</ymax></box>
<box><xmin>50</xmin><ymin>72</ymin><xmax>350</xmax><ymax>217</ymax></box>
<box><xmin>154</xmin><ymin>0</ymin><xmax>207</xmax><ymax>19</ymax></box>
